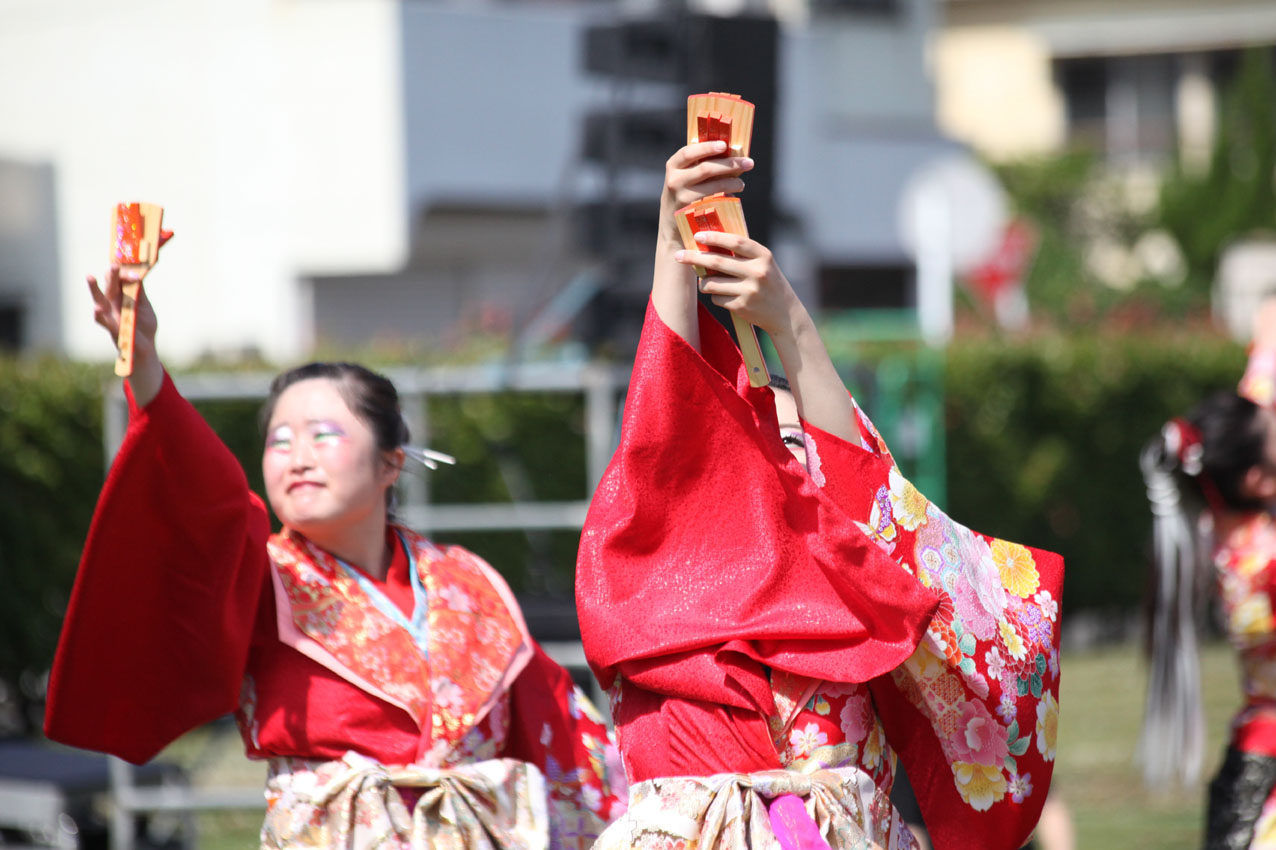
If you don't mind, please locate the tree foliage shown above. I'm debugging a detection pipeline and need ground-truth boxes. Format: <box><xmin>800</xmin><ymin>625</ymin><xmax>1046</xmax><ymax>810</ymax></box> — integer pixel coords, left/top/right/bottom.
<box><xmin>0</xmin><ymin>358</ymin><xmax>104</xmax><ymax>734</ymax></box>
<box><xmin>1158</xmin><ymin>47</ymin><xmax>1276</xmax><ymax>294</ymax></box>
<box><xmin>945</xmin><ymin>330</ymin><xmax>1244</xmax><ymax>614</ymax></box>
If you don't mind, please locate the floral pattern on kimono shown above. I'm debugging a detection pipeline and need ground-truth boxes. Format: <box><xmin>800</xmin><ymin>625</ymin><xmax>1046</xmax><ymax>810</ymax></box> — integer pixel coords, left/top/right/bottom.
<box><xmin>1214</xmin><ymin>513</ymin><xmax>1276</xmax><ymax>850</ymax></box>
<box><xmin>594</xmin><ymin>769</ymin><xmax>919</xmax><ymax>850</ymax></box>
<box><xmin>1213</xmin><ymin>512</ymin><xmax>1276</xmax><ymax>756</ymax></box>
<box><xmin>1192</xmin><ymin>343</ymin><xmax>1276</xmax><ymax>849</ymax></box>
<box><xmin>799</xmin><ymin>403</ymin><xmax>1063</xmax><ymax>840</ymax></box>
<box><xmin>768</xmin><ymin>672</ymin><xmax>897</xmax><ymax>796</ymax></box>
<box><xmin>577</xmin><ymin>301</ymin><xmax>1061</xmax><ymax>850</ymax></box>
<box><xmin>267</xmin><ymin>528</ymin><xmax>624</xmax><ymax>848</ymax></box>
<box><xmin>270</xmin><ymin>531</ymin><xmax>529</xmax><ymax>749</ymax></box>
<box><xmin>261</xmin><ymin>752</ymin><xmax>551</xmax><ymax>850</ymax></box>
<box><xmin>1223</xmin><ymin>341</ymin><xmax>1276</xmax><ymax>760</ymax></box>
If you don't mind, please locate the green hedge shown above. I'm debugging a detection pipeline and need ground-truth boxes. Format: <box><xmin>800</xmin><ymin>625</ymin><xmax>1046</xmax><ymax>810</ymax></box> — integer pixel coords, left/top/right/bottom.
<box><xmin>0</xmin><ymin>358</ymin><xmax>105</xmax><ymax>733</ymax></box>
<box><xmin>944</xmin><ymin>330</ymin><xmax>1245</xmax><ymax>613</ymax></box>
<box><xmin>0</xmin><ymin>335</ymin><xmax>1251</xmax><ymax>730</ymax></box>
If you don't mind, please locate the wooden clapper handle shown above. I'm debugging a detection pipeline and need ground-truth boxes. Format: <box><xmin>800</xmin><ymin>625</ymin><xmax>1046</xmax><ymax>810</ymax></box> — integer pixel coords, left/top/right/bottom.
<box><xmin>675</xmin><ymin>196</ymin><xmax>770</xmax><ymax>389</ymax></box>
<box><xmin>110</xmin><ymin>203</ymin><xmax>171</xmax><ymax>377</ymax></box>
<box><xmin>686</xmin><ymin>93</ymin><xmax>768</xmax><ymax>388</ymax></box>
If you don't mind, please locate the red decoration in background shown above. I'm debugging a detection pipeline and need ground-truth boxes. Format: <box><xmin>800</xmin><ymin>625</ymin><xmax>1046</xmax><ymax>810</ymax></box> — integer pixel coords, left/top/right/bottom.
<box><xmin>966</xmin><ymin>219</ymin><xmax>1036</xmax><ymax>303</ymax></box>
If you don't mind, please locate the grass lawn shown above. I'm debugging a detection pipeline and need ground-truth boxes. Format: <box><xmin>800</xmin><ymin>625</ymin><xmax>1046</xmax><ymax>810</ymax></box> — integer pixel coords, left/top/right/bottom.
<box><xmin>172</xmin><ymin>641</ymin><xmax>1243</xmax><ymax>849</ymax></box>
<box><xmin>192</xmin><ymin>811</ymin><xmax>263</xmax><ymax>850</ymax></box>
<box><xmin>1051</xmin><ymin>640</ymin><xmax>1241</xmax><ymax>850</ymax></box>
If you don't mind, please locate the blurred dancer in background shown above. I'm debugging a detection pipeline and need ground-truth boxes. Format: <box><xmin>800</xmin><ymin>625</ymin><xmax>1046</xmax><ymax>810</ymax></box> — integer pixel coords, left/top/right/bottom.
<box><xmin>1142</xmin><ymin>297</ymin><xmax>1276</xmax><ymax>850</ymax></box>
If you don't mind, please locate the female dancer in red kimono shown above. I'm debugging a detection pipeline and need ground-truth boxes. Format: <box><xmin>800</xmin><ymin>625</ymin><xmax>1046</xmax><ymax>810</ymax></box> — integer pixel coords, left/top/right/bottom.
<box><xmin>576</xmin><ymin>141</ymin><xmax>1064</xmax><ymax>850</ymax></box>
<box><xmin>45</xmin><ymin>263</ymin><xmax>624</xmax><ymax>849</ymax></box>
<box><xmin>1143</xmin><ymin>300</ymin><xmax>1276</xmax><ymax>850</ymax></box>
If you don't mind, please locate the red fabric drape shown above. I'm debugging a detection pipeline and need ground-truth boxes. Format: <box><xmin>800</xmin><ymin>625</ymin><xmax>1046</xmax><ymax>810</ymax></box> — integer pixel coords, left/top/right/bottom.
<box><xmin>45</xmin><ymin>373</ymin><xmax>271</xmax><ymax>764</ymax></box>
<box><xmin>577</xmin><ymin>301</ymin><xmax>1065</xmax><ymax>850</ymax></box>
<box><xmin>577</xmin><ymin>299</ymin><xmax>937</xmax><ymax>720</ymax></box>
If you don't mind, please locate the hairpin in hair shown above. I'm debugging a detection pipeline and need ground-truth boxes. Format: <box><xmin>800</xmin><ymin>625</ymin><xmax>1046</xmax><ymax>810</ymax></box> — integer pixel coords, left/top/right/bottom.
<box><xmin>402</xmin><ymin>445</ymin><xmax>456</xmax><ymax>471</ymax></box>
<box><xmin>1164</xmin><ymin>418</ymin><xmax>1204</xmax><ymax>477</ymax></box>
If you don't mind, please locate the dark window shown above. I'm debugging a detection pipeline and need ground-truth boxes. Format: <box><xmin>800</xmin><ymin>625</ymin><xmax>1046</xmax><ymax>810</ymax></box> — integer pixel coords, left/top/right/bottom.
<box><xmin>1209</xmin><ymin>45</ymin><xmax>1276</xmax><ymax>95</ymax></box>
<box><xmin>1056</xmin><ymin>53</ymin><xmax>1177</xmax><ymax>158</ymax></box>
<box><xmin>0</xmin><ymin>304</ymin><xmax>22</xmax><ymax>351</ymax></box>
<box><xmin>818</xmin><ymin>264</ymin><xmax>913</xmax><ymax>311</ymax></box>
<box><xmin>1057</xmin><ymin>57</ymin><xmax>1107</xmax><ymax>149</ymax></box>
<box><xmin>810</xmin><ymin>0</ymin><xmax>899</xmax><ymax>14</ymax></box>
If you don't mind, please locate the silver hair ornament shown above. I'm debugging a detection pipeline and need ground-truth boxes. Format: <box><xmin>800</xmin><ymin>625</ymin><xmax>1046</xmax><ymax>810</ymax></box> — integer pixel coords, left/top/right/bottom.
<box><xmin>402</xmin><ymin>445</ymin><xmax>456</xmax><ymax>471</ymax></box>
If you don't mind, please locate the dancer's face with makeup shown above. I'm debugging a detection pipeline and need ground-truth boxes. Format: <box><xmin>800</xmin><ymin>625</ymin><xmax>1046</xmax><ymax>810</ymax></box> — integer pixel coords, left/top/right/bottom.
<box><xmin>773</xmin><ymin>388</ymin><xmax>807</xmax><ymax>467</ymax></box>
<box><xmin>262</xmin><ymin>377</ymin><xmax>399</xmax><ymax>536</ymax></box>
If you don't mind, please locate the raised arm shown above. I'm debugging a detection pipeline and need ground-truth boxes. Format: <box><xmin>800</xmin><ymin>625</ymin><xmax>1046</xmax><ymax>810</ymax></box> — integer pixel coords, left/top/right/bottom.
<box><xmin>46</xmin><ymin>262</ymin><xmax>272</xmax><ymax>763</ymax></box>
<box><xmin>88</xmin><ymin>263</ymin><xmax>163</xmax><ymax>406</ymax></box>
<box><xmin>652</xmin><ymin>141</ymin><xmax>753</xmax><ymax>350</ymax></box>
<box><xmin>675</xmin><ymin>230</ymin><xmax>858</xmax><ymax>444</ymax></box>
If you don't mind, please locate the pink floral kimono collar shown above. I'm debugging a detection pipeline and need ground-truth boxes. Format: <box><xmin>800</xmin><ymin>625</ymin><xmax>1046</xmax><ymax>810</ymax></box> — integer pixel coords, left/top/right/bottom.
<box><xmin>267</xmin><ymin>526</ymin><xmax>534</xmax><ymax>751</ymax></box>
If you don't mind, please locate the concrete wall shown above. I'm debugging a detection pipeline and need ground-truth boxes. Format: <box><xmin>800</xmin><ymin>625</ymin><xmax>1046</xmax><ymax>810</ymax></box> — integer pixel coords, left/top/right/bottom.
<box><xmin>0</xmin><ymin>0</ymin><xmax>405</xmax><ymax>363</ymax></box>
<box><xmin>0</xmin><ymin>160</ymin><xmax>61</xmax><ymax>350</ymax></box>
<box><xmin>399</xmin><ymin>4</ymin><xmax>602</xmax><ymax>210</ymax></box>
<box><xmin>781</xmin><ymin>0</ymin><xmax>955</xmax><ymax>266</ymax></box>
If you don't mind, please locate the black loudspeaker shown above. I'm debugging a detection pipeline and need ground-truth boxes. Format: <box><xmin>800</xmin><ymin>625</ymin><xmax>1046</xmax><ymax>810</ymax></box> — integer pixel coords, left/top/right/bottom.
<box><xmin>683</xmin><ymin>15</ymin><xmax>778</xmax><ymax>248</ymax></box>
<box><xmin>577</xmin><ymin>13</ymin><xmax>779</xmax><ymax>351</ymax></box>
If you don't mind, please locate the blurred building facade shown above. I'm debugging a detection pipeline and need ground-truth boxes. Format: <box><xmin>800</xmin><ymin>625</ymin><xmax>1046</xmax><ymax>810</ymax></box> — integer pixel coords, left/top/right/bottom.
<box><xmin>934</xmin><ymin>0</ymin><xmax>1276</xmax><ymax>164</ymax></box>
<box><xmin>0</xmin><ymin>0</ymin><xmax>409</xmax><ymax>362</ymax></box>
<box><xmin>0</xmin><ymin>0</ymin><xmax>953</xmax><ymax>363</ymax></box>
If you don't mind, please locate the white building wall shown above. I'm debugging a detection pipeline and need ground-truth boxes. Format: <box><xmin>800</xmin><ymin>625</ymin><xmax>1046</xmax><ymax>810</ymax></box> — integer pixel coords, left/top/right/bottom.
<box><xmin>780</xmin><ymin>0</ymin><xmax>955</xmax><ymax>265</ymax></box>
<box><xmin>2</xmin><ymin>0</ymin><xmax>953</xmax><ymax>359</ymax></box>
<box><xmin>0</xmin><ymin>161</ymin><xmax>61</xmax><ymax>349</ymax></box>
<box><xmin>0</xmin><ymin>0</ymin><xmax>406</xmax><ymax>363</ymax></box>
<box><xmin>399</xmin><ymin>4</ymin><xmax>601</xmax><ymax>210</ymax></box>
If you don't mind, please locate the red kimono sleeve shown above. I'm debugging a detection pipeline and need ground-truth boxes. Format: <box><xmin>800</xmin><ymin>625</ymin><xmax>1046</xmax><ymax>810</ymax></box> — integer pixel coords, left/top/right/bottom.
<box><xmin>801</xmin><ymin>417</ymin><xmax>1064</xmax><ymax>850</ymax></box>
<box><xmin>502</xmin><ymin>644</ymin><xmax>627</xmax><ymax>849</ymax></box>
<box><xmin>44</xmin><ymin>372</ymin><xmax>272</xmax><ymax>764</ymax></box>
<box><xmin>576</xmin><ymin>301</ymin><xmax>938</xmax><ymax>713</ymax></box>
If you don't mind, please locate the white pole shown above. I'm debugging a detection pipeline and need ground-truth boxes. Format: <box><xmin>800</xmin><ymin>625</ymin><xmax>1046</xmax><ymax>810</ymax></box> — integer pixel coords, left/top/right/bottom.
<box><xmin>916</xmin><ymin>185</ymin><xmax>953</xmax><ymax>347</ymax></box>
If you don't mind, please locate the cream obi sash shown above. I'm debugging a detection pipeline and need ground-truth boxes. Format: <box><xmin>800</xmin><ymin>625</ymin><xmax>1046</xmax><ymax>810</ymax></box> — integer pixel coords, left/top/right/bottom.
<box><xmin>262</xmin><ymin>752</ymin><xmax>549</xmax><ymax>850</ymax></box>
